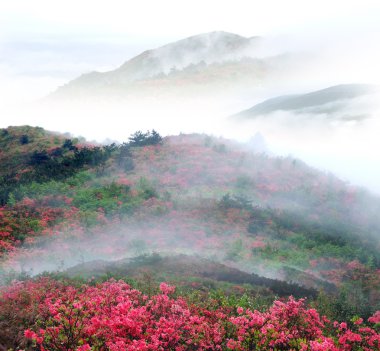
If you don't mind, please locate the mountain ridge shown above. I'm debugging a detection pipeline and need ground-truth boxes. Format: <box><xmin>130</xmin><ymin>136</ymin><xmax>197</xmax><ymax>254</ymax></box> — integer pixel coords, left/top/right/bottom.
<box><xmin>51</xmin><ymin>31</ymin><xmax>262</xmax><ymax>97</ymax></box>
<box><xmin>234</xmin><ymin>83</ymin><xmax>379</xmax><ymax>118</ymax></box>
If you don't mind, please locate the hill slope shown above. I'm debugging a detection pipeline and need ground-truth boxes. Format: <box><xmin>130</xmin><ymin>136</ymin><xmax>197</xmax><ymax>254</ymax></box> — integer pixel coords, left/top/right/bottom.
<box><xmin>234</xmin><ymin>84</ymin><xmax>379</xmax><ymax>119</ymax></box>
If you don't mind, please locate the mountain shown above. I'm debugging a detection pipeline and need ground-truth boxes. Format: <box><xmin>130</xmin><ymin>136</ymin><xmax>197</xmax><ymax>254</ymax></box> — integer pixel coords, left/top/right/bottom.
<box><xmin>234</xmin><ymin>84</ymin><xmax>379</xmax><ymax>119</ymax></box>
<box><xmin>51</xmin><ymin>31</ymin><xmax>263</xmax><ymax>98</ymax></box>
<box><xmin>1</xmin><ymin>125</ymin><xmax>380</xmax><ymax>349</ymax></box>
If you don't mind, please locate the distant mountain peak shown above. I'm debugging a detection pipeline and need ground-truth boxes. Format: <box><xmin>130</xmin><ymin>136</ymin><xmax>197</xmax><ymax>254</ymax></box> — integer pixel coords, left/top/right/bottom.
<box><xmin>51</xmin><ymin>31</ymin><xmax>261</xmax><ymax>97</ymax></box>
<box><xmin>119</xmin><ymin>31</ymin><xmax>258</xmax><ymax>75</ymax></box>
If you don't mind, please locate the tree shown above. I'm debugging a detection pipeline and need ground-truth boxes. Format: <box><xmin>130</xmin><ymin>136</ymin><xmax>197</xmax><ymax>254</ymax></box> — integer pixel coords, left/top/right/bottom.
<box><xmin>128</xmin><ymin>131</ymin><xmax>147</xmax><ymax>146</ymax></box>
<box><xmin>149</xmin><ymin>130</ymin><xmax>163</xmax><ymax>145</ymax></box>
<box><xmin>62</xmin><ymin>139</ymin><xmax>76</xmax><ymax>151</ymax></box>
<box><xmin>128</xmin><ymin>130</ymin><xmax>163</xmax><ymax>147</ymax></box>
<box><xmin>19</xmin><ymin>135</ymin><xmax>29</xmax><ymax>145</ymax></box>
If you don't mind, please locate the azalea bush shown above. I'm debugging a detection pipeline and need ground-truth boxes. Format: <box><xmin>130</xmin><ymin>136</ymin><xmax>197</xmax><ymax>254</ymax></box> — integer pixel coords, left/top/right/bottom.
<box><xmin>0</xmin><ymin>278</ymin><xmax>379</xmax><ymax>351</ymax></box>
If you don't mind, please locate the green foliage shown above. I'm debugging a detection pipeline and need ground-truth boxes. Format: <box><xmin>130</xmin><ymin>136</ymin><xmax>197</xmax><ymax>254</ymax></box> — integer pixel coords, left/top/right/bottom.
<box><xmin>72</xmin><ymin>182</ymin><xmax>131</xmax><ymax>215</ymax></box>
<box><xmin>203</xmin><ymin>135</ymin><xmax>212</xmax><ymax>147</ymax></box>
<box><xmin>315</xmin><ymin>283</ymin><xmax>375</xmax><ymax>322</ymax></box>
<box><xmin>62</xmin><ymin>138</ymin><xmax>76</xmax><ymax>151</ymax></box>
<box><xmin>0</xmin><ymin>128</ymin><xmax>165</xmax><ymax>205</ymax></box>
<box><xmin>274</xmin><ymin>210</ymin><xmax>380</xmax><ymax>264</ymax></box>
<box><xmin>212</xmin><ymin>143</ymin><xmax>227</xmax><ymax>153</ymax></box>
<box><xmin>137</xmin><ymin>177</ymin><xmax>158</xmax><ymax>199</ymax></box>
<box><xmin>19</xmin><ymin>134</ymin><xmax>30</xmax><ymax>145</ymax></box>
<box><xmin>128</xmin><ymin>130</ymin><xmax>163</xmax><ymax>147</ymax></box>
<box><xmin>218</xmin><ymin>193</ymin><xmax>253</xmax><ymax>210</ymax></box>
<box><xmin>226</xmin><ymin>238</ymin><xmax>243</xmax><ymax>261</ymax></box>
<box><xmin>9</xmin><ymin>171</ymin><xmax>92</xmax><ymax>202</ymax></box>
<box><xmin>1</xmin><ymin>128</ymin><xmax>9</xmax><ymax>137</ymax></box>
<box><xmin>116</xmin><ymin>143</ymin><xmax>134</xmax><ymax>171</ymax></box>
<box><xmin>247</xmin><ymin>207</ymin><xmax>272</xmax><ymax>234</ymax></box>
<box><xmin>236</xmin><ymin>175</ymin><xmax>254</xmax><ymax>190</ymax></box>
<box><xmin>0</xmin><ymin>142</ymin><xmax>115</xmax><ymax>204</ymax></box>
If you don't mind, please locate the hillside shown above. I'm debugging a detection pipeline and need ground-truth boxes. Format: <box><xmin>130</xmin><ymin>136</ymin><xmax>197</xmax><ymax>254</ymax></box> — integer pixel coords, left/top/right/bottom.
<box><xmin>0</xmin><ymin>126</ymin><xmax>379</xmax><ymax>350</ymax></box>
<box><xmin>234</xmin><ymin>84</ymin><xmax>379</xmax><ymax>119</ymax></box>
<box><xmin>1</xmin><ymin>127</ymin><xmax>379</xmax><ymax>286</ymax></box>
<box><xmin>0</xmin><ymin>126</ymin><xmax>67</xmax><ymax>178</ymax></box>
<box><xmin>64</xmin><ymin>253</ymin><xmax>324</xmax><ymax>298</ymax></box>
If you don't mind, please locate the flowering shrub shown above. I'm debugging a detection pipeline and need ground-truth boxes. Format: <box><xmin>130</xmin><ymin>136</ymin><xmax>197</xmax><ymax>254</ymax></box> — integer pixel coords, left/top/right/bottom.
<box><xmin>0</xmin><ymin>278</ymin><xmax>378</xmax><ymax>351</ymax></box>
<box><xmin>0</xmin><ymin>200</ymin><xmax>65</xmax><ymax>254</ymax></box>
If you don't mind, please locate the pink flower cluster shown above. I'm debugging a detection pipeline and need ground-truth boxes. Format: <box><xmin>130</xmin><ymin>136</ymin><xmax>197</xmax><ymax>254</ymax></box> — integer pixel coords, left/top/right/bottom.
<box><xmin>228</xmin><ymin>298</ymin><xmax>380</xmax><ymax>350</ymax></box>
<box><xmin>1</xmin><ymin>278</ymin><xmax>377</xmax><ymax>351</ymax></box>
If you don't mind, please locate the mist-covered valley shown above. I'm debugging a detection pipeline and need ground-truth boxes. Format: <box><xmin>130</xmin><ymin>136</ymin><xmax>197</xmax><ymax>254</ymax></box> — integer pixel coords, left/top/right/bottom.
<box><xmin>1</xmin><ymin>2</ymin><xmax>380</xmax><ymax>349</ymax></box>
<box><xmin>1</xmin><ymin>126</ymin><xmax>379</xmax><ymax>302</ymax></box>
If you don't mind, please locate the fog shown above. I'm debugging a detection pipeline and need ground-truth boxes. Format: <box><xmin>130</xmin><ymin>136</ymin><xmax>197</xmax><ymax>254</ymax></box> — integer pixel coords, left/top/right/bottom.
<box><xmin>234</xmin><ymin>94</ymin><xmax>380</xmax><ymax>193</ymax></box>
<box><xmin>1</xmin><ymin>84</ymin><xmax>380</xmax><ymax>194</ymax></box>
<box><xmin>1</xmin><ymin>124</ymin><xmax>379</xmax><ymax>296</ymax></box>
<box><xmin>1</xmin><ymin>217</ymin><xmax>226</xmax><ymax>277</ymax></box>
<box><xmin>1</xmin><ymin>128</ymin><xmax>378</xmax><ymax>292</ymax></box>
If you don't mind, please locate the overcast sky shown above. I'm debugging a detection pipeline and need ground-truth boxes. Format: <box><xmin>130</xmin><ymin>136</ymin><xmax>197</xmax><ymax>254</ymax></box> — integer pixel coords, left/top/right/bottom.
<box><xmin>1</xmin><ymin>0</ymin><xmax>380</xmax><ymax>93</ymax></box>
<box><xmin>2</xmin><ymin>0</ymin><xmax>379</xmax><ymax>40</ymax></box>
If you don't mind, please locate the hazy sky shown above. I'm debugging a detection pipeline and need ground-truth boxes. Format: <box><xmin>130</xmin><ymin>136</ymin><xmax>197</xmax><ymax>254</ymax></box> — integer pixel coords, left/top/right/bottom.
<box><xmin>2</xmin><ymin>0</ymin><xmax>379</xmax><ymax>40</ymax></box>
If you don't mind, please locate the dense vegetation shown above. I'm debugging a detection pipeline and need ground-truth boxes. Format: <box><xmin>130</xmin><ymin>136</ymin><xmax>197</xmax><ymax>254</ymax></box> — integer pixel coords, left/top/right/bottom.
<box><xmin>0</xmin><ymin>278</ymin><xmax>379</xmax><ymax>350</ymax></box>
<box><xmin>0</xmin><ymin>126</ymin><xmax>379</xmax><ymax>350</ymax></box>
